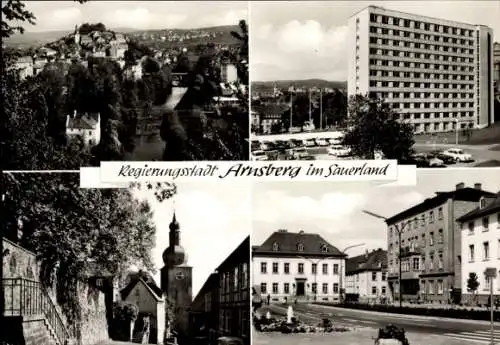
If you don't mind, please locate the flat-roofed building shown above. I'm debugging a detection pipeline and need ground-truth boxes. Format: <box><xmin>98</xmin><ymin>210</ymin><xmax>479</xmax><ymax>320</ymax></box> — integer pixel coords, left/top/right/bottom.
<box><xmin>348</xmin><ymin>6</ymin><xmax>494</xmax><ymax>133</ymax></box>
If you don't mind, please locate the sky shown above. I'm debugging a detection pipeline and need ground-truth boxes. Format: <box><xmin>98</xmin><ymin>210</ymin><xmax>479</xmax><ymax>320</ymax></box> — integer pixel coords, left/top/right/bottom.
<box><xmin>250</xmin><ymin>1</ymin><xmax>500</xmax><ymax>82</ymax></box>
<box><xmin>252</xmin><ymin>169</ymin><xmax>500</xmax><ymax>258</ymax></box>
<box><xmin>20</xmin><ymin>1</ymin><xmax>248</xmax><ymax>32</ymax></box>
<box><xmin>134</xmin><ymin>181</ymin><xmax>251</xmax><ymax>298</ymax></box>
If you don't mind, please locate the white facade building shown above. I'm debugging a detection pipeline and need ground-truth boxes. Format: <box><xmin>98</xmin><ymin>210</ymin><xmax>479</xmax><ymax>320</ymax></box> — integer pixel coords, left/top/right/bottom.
<box><xmin>347</xmin><ymin>6</ymin><xmax>494</xmax><ymax>133</ymax></box>
<box><xmin>252</xmin><ymin>230</ymin><xmax>346</xmax><ymax>303</ymax></box>
<box><xmin>65</xmin><ymin>111</ymin><xmax>101</xmax><ymax>147</ymax></box>
<box><xmin>221</xmin><ymin>63</ymin><xmax>238</xmax><ymax>83</ymax></box>
<box><xmin>459</xmin><ymin>193</ymin><xmax>500</xmax><ymax>304</ymax></box>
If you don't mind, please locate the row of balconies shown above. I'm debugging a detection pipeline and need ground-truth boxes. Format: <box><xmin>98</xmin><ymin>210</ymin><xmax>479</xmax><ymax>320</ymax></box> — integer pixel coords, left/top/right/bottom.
<box><xmin>369</xmin><ymin>77</ymin><xmax>474</xmax><ymax>85</ymax></box>
<box><xmin>368</xmin><ymin>20</ymin><xmax>476</xmax><ymax>41</ymax></box>
<box><xmin>364</xmin><ymin>52</ymin><xmax>476</xmax><ymax>69</ymax></box>
<box><xmin>368</xmin><ymin>65</ymin><xmax>474</xmax><ymax>76</ymax></box>
<box><xmin>368</xmin><ymin>87</ymin><xmax>475</xmax><ymax>94</ymax></box>
<box><xmin>383</xmin><ymin>97</ymin><xmax>474</xmax><ymax>103</ymax></box>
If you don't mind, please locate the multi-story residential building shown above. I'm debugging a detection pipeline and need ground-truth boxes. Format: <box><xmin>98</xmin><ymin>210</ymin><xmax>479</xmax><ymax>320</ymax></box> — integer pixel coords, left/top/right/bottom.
<box><xmin>65</xmin><ymin>110</ymin><xmax>101</xmax><ymax>147</ymax></box>
<box><xmin>494</xmin><ymin>42</ymin><xmax>500</xmax><ymax>123</ymax></box>
<box><xmin>348</xmin><ymin>6</ymin><xmax>494</xmax><ymax>133</ymax></box>
<box><xmin>251</xmin><ymin>104</ymin><xmax>289</xmax><ymax>134</ymax></box>
<box><xmin>385</xmin><ymin>183</ymin><xmax>495</xmax><ymax>304</ymax></box>
<box><xmin>345</xmin><ymin>249</ymin><xmax>388</xmax><ymax>303</ymax></box>
<box><xmin>458</xmin><ymin>192</ymin><xmax>500</xmax><ymax>304</ymax></box>
<box><xmin>252</xmin><ymin>230</ymin><xmax>346</xmax><ymax>303</ymax></box>
<box><xmin>218</xmin><ymin>236</ymin><xmax>250</xmax><ymax>345</ymax></box>
<box><xmin>190</xmin><ymin>273</ymin><xmax>219</xmax><ymax>343</ymax></box>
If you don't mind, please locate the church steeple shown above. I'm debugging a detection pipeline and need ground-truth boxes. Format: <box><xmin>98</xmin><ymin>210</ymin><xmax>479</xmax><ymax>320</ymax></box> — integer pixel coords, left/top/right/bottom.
<box><xmin>169</xmin><ymin>212</ymin><xmax>180</xmax><ymax>246</ymax></box>
<box><xmin>162</xmin><ymin>210</ymin><xmax>185</xmax><ymax>266</ymax></box>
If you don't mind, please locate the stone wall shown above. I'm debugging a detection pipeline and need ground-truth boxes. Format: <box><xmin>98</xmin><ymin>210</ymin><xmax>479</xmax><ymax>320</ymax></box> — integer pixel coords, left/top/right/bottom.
<box><xmin>78</xmin><ymin>281</ymin><xmax>109</xmax><ymax>345</ymax></box>
<box><xmin>3</xmin><ymin>238</ymin><xmax>40</xmax><ymax>280</ymax></box>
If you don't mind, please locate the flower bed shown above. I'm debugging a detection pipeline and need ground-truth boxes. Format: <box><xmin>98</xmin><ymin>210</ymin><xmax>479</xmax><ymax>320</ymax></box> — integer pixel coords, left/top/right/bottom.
<box><xmin>253</xmin><ymin>315</ymin><xmax>350</xmax><ymax>334</ymax></box>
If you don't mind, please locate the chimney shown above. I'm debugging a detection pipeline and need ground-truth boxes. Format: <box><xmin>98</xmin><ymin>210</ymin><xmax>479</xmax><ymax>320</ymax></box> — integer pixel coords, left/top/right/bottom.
<box><xmin>455</xmin><ymin>182</ymin><xmax>465</xmax><ymax>190</ymax></box>
<box><xmin>474</xmin><ymin>183</ymin><xmax>482</xmax><ymax>190</ymax></box>
<box><xmin>298</xmin><ymin>230</ymin><xmax>305</xmax><ymax>235</ymax></box>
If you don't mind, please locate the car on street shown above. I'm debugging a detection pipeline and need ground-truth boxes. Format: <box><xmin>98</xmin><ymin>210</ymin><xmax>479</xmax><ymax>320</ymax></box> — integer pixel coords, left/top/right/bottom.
<box><xmin>316</xmin><ymin>138</ymin><xmax>329</xmax><ymax>146</ymax></box>
<box><xmin>413</xmin><ymin>153</ymin><xmax>445</xmax><ymax>167</ymax></box>
<box><xmin>430</xmin><ymin>151</ymin><xmax>456</xmax><ymax>165</ymax></box>
<box><xmin>327</xmin><ymin>145</ymin><xmax>351</xmax><ymax>157</ymax></box>
<box><xmin>290</xmin><ymin>147</ymin><xmax>310</xmax><ymax>159</ymax></box>
<box><xmin>441</xmin><ymin>148</ymin><xmax>473</xmax><ymax>162</ymax></box>
<box><xmin>251</xmin><ymin>150</ymin><xmax>268</xmax><ymax>161</ymax></box>
<box><xmin>304</xmin><ymin>139</ymin><xmax>317</xmax><ymax>147</ymax></box>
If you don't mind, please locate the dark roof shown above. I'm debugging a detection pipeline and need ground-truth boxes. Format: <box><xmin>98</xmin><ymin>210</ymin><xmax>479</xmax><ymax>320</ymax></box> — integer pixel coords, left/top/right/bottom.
<box><xmin>345</xmin><ymin>249</ymin><xmax>387</xmax><ymax>275</ymax></box>
<box><xmin>252</xmin><ymin>104</ymin><xmax>289</xmax><ymax>117</ymax></box>
<box><xmin>67</xmin><ymin>113</ymin><xmax>99</xmax><ymax>130</ymax></box>
<box><xmin>120</xmin><ymin>271</ymin><xmax>163</xmax><ymax>301</ymax></box>
<box><xmin>192</xmin><ymin>273</ymin><xmax>218</xmax><ymax>311</ymax></box>
<box><xmin>217</xmin><ymin>236</ymin><xmax>249</xmax><ymax>272</ymax></box>
<box><xmin>252</xmin><ymin>230</ymin><xmax>345</xmax><ymax>258</ymax></box>
<box><xmin>457</xmin><ymin>192</ymin><xmax>500</xmax><ymax>222</ymax></box>
<box><xmin>385</xmin><ymin>187</ymin><xmax>496</xmax><ymax>225</ymax></box>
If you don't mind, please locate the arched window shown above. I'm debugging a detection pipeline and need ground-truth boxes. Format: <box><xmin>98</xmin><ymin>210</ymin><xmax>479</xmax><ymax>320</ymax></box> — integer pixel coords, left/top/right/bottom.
<box><xmin>321</xmin><ymin>244</ymin><xmax>328</xmax><ymax>253</ymax></box>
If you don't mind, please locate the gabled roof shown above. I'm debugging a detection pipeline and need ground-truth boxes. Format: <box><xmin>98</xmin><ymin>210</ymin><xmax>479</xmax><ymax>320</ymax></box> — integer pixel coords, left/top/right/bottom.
<box><xmin>253</xmin><ymin>230</ymin><xmax>345</xmax><ymax>257</ymax></box>
<box><xmin>346</xmin><ymin>249</ymin><xmax>387</xmax><ymax>275</ymax></box>
<box><xmin>192</xmin><ymin>273</ymin><xmax>218</xmax><ymax>311</ymax></box>
<box><xmin>67</xmin><ymin>113</ymin><xmax>99</xmax><ymax>130</ymax></box>
<box><xmin>385</xmin><ymin>187</ymin><xmax>495</xmax><ymax>224</ymax></box>
<box><xmin>457</xmin><ymin>192</ymin><xmax>500</xmax><ymax>222</ymax></box>
<box><xmin>217</xmin><ymin>236</ymin><xmax>249</xmax><ymax>272</ymax></box>
<box><xmin>121</xmin><ymin>277</ymin><xmax>163</xmax><ymax>302</ymax></box>
<box><xmin>252</xmin><ymin>103</ymin><xmax>289</xmax><ymax>117</ymax></box>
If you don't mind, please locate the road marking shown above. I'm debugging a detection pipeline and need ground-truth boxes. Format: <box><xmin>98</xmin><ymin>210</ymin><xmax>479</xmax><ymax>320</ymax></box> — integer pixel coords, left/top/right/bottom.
<box><xmin>443</xmin><ymin>330</ymin><xmax>500</xmax><ymax>344</ymax></box>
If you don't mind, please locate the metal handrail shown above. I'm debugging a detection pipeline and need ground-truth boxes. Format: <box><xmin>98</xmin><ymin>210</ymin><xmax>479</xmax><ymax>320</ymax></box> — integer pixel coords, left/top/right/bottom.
<box><xmin>3</xmin><ymin>277</ymin><xmax>71</xmax><ymax>345</ymax></box>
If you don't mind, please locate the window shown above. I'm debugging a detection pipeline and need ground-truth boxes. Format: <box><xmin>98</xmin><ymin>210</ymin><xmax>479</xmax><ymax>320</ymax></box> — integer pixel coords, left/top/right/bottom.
<box><xmin>412</xmin><ymin>257</ymin><xmax>420</xmax><ymax>271</ymax></box>
<box><xmin>429</xmin><ymin>280</ymin><xmax>434</xmax><ymax>294</ymax></box>
<box><xmin>485</xmin><ymin>277</ymin><xmax>491</xmax><ymax>291</ymax></box>
<box><xmin>437</xmin><ymin>280</ymin><xmax>444</xmax><ymax>295</ymax></box>
<box><xmin>468</xmin><ymin>222</ymin><xmax>475</xmax><ymax>234</ymax></box>
<box><xmin>372</xmin><ymin>272</ymin><xmax>377</xmax><ymax>281</ymax></box>
<box><xmin>333</xmin><ymin>264</ymin><xmax>339</xmax><ymax>275</ymax></box>
<box><xmin>322</xmin><ymin>264</ymin><xmax>328</xmax><ymax>275</ymax></box>
<box><xmin>333</xmin><ymin>283</ymin><xmax>339</xmax><ymax>293</ymax></box>
<box><xmin>261</xmin><ymin>283</ymin><xmax>267</xmax><ymax>294</ymax></box>
<box><xmin>272</xmin><ymin>283</ymin><xmax>278</xmax><ymax>294</ymax></box>
<box><xmin>429</xmin><ymin>254</ymin><xmax>434</xmax><ymax>270</ymax></box>
<box><xmin>242</xmin><ymin>263</ymin><xmax>248</xmax><ymax>288</ymax></box>
<box><xmin>438</xmin><ymin>252</ymin><xmax>443</xmax><ymax>269</ymax></box>
<box><xmin>322</xmin><ymin>245</ymin><xmax>328</xmax><ymax>253</ymax></box>
<box><xmin>438</xmin><ymin>207</ymin><xmax>443</xmax><ymax>219</ymax></box>
<box><xmin>429</xmin><ymin>232</ymin><xmax>434</xmax><ymax>246</ymax></box>
<box><xmin>382</xmin><ymin>272</ymin><xmax>387</xmax><ymax>281</ymax></box>
<box><xmin>284</xmin><ymin>263</ymin><xmax>290</xmax><ymax>274</ymax></box>
<box><xmin>261</xmin><ymin>262</ymin><xmax>267</xmax><ymax>274</ymax></box>
<box><xmin>298</xmin><ymin>263</ymin><xmax>304</xmax><ymax>274</ymax></box>
<box><xmin>272</xmin><ymin>262</ymin><xmax>279</xmax><ymax>274</ymax></box>
<box><xmin>297</xmin><ymin>243</ymin><xmax>304</xmax><ymax>251</ymax></box>
<box><xmin>272</xmin><ymin>242</ymin><xmax>279</xmax><ymax>251</ymax></box>
<box><xmin>322</xmin><ymin>283</ymin><xmax>328</xmax><ymax>294</ymax></box>
<box><xmin>483</xmin><ymin>241</ymin><xmax>489</xmax><ymax>260</ymax></box>
<box><xmin>438</xmin><ymin>229</ymin><xmax>443</xmax><ymax>243</ymax></box>
<box><xmin>284</xmin><ymin>283</ymin><xmax>290</xmax><ymax>294</ymax></box>
<box><xmin>372</xmin><ymin>286</ymin><xmax>377</xmax><ymax>295</ymax></box>
<box><xmin>429</xmin><ymin>211</ymin><xmax>434</xmax><ymax>223</ymax></box>
<box><xmin>469</xmin><ymin>244</ymin><xmax>475</xmax><ymax>262</ymax></box>
<box><xmin>382</xmin><ymin>286</ymin><xmax>387</xmax><ymax>294</ymax></box>
<box><xmin>482</xmin><ymin>217</ymin><xmax>489</xmax><ymax>231</ymax></box>
<box><xmin>312</xmin><ymin>263</ymin><xmax>317</xmax><ymax>274</ymax></box>
<box><xmin>312</xmin><ymin>283</ymin><xmax>317</xmax><ymax>293</ymax></box>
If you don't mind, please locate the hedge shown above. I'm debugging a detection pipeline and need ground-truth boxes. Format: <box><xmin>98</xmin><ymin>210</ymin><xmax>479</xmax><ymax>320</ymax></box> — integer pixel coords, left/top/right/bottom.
<box><xmin>313</xmin><ymin>302</ymin><xmax>500</xmax><ymax>322</ymax></box>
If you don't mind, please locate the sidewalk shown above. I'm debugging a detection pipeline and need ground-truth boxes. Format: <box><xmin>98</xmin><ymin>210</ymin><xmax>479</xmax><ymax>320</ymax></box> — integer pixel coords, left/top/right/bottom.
<box><xmin>311</xmin><ymin>303</ymin><xmax>500</xmax><ymax>326</ymax></box>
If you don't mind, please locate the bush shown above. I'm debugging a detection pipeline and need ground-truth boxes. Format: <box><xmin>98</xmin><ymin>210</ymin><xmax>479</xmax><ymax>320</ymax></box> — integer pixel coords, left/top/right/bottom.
<box><xmin>113</xmin><ymin>301</ymin><xmax>139</xmax><ymax>322</ymax></box>
<box><xmin>313</xmin><ymin>302</ymin><xmax>500</xmax><ymax>322</ymax></box>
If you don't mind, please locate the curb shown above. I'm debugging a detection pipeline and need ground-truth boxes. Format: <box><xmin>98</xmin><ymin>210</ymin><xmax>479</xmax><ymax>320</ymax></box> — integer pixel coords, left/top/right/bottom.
<box><xmin>310</xmin><ymin>304</ymin><xmax>500</xmax><ymax>326</ymax></box>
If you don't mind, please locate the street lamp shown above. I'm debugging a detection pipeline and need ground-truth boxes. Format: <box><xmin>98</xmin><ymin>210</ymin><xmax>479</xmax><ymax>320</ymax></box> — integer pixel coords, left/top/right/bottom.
<box><xmin>454</xmin><ymin>119</ymin><xmax>459</xmax><ymax>146</ymax></box>
<box><xmin>339</xmin><ymin>243</ymin><xmax>365</xmax><ymax>304</ymax></box>
<box><xmin>298</xmin><ymin>256</ymin><xmax>336</xmax><ymax>301</ymax></box>
<box><xmin>363</xmin><ymin>210</ymin><xmax>410</xmax><ymax>308</ymax></box>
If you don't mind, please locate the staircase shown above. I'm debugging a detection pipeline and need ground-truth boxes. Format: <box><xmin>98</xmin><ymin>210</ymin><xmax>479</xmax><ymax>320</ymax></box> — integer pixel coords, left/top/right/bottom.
<box><xmin>3</xmin><ymin>277</ymin><xmax>72</xmax><ymax>345</ymax></box>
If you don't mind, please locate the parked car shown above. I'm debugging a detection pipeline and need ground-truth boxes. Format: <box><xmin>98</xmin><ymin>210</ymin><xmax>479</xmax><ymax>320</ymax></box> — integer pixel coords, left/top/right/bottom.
<box><xmin>290</xmin><ymin>139</ymin><xmax>303</xmax><ymax>148</ymax></box>
<box><xmin>327</xmin><ymin>145</ymin><xmax>351</xmax><ymax>157</ymax></box>
<box><xmin>430</xmin><ymin>151</ymin><xmax>456</xmax><ymax>165</ymax></box>
<box><xmin>414</xmin><ymin>153</ymin><xmax>445</xmax><ymax>167</ymax></box>
<box><xmin>260</xmin><ymin>141</ymin><xmax>271</xmax><ymax>151</ymax></box>
<box><xmin>291</xmin><ymin>147</ymin><xmax>310</xmax><ymax>159</ymax></box>
<box><xmin>316</xmin><ymin>138</ymin><xmax>329</xmax><ymax>146</ymax></box>
<box><xmin>251</xmin><ymin>150</ymin><xmax>268</xmax><ymax>161</ymax></box>
<box><xmin>304</xmin><ymin>139</ymin><xmax>317</xmax><ymax>147</ymax></box>
<box><xmin>441</xmin><ymin>148</ymin><xmax>473</xmax><ymax>162</ymax></box>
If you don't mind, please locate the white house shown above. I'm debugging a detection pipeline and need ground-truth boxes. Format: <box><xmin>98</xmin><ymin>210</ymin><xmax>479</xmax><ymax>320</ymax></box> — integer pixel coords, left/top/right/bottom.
<box><xmin>221</xmin><ymin>63</ymin><xmax>238</xmax><ymax>83</ymax></box>
<box><xmin>458</xmin><ymin>193</ymin><xmax>500</xmax><ymax>304</ymax></box>
<box><xmin>252</xmin><ymin>229</ymin><xmax>346</xmax><ymax>303</ymax></box>
<box><xmin>345</xmin><ymin>249</ymin><xmax>389</xmax><ymax>303</ymax></box>
<box><xmin>121</xmin><ymin>278</ymin><xmax>165</xmax><ymax>345</ymax></box>
<box><xmin>65</xmin><ymin>110</ymin><xmax>101</xmax><ymax>147</ymax></box>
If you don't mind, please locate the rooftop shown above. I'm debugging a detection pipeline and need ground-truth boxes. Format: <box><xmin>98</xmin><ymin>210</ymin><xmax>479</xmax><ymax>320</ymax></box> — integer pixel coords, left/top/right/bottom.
<box><xmin>386</xmin><ymin>184</ymin><xmax>495</xmax><ymax>225</ymax></box>
<box><xmin>67</xmin><ymin>112</ymin><xmax>99</xmax><ymax>130</ymax></box>
<box><xmin>457</xmin><ymin>192</ymin><xmax>500</xmax><ymax>223</ymax></box>
<box><xmin>345</xmin><ymin>248</ymin><xmax>387</xmax><ymax>274</ymax></box>
<box><xmin>253</xmin><ymin>230</ymin><xmax>345</xmax><ymax>258</ymax></box>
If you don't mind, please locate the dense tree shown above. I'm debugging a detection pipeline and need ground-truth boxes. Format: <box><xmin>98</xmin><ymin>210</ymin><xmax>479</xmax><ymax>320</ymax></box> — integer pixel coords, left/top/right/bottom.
<box><xmin>2</xmin><ymin>173</ymin><xmax>171</xmax><ymax>327</ymax></box>
<box><xmin>343</xmin><ymin>94</ymin><xmax>415</xmax><ymax>160</ymax></box>
<box><xmin>281</xmin><ymin>93</ymin><xmax>310</xmax><ymax>130</ymax></box>
<box><xmin>230</xmin><ymin>20</ymin><xmax>248</xmax><ymax>85</ymax></box>
<box><xmin>78</xmin><ymin>22</ymin><xmax>106</xmax><ymax>35</ymax></box>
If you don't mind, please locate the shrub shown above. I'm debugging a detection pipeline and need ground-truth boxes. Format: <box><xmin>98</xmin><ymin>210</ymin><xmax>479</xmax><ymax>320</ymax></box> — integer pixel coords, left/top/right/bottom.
<box><xmin>113</xmin><ymin>301</ymin><xmax>139</xmax><ymax>322</ymax></box>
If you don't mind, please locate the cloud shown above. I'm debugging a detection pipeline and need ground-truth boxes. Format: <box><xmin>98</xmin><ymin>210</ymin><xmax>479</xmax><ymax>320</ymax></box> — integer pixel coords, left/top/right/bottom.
<box><xmin>200</xmin><ymin>9</ymin><xmax>248</xmax><ymax>27</ymax></box>
<box><xmin>165</xmin><ymin>14</ymin><xmax>188</xmax><ymax>27</ymax></box>
<box><xmin>251</xmin><ymin>20</ymin><xmax>349</xmax><ymax>81</ymax></box>
<box><xmin>109</xmin><ymin>7</ymin><xmax>152</xmax><ymax>29</ymax></box>
<box><xmin>253</xmin><ymin>190</ymin><xmax>366</xmax><ymax>225</ymax></box>
<box><xmin>392</xmin><ymin>191</ymin><xmax>426</xmax><ymax>209</ymax></box>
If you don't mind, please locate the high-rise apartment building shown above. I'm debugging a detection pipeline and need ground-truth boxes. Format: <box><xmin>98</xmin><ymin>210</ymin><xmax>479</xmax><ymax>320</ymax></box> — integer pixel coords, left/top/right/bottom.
<box><xmin>348</xmin><ymin>6</ymin><xmax>494</xmax><ymax>133</ymax></box>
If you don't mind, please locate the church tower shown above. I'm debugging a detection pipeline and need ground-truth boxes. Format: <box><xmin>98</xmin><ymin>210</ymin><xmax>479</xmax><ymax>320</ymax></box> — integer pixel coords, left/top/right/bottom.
<box><xmin>160</xmin><ymin>212</ymin><xmax>193</xmax><ymax>341</ymax></box>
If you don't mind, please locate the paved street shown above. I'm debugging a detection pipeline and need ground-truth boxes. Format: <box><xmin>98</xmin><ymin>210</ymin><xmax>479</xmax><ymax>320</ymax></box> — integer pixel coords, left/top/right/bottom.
<box><xmin>413</xmin><ymin>143</ymin><xmax>500</xmax><ymax>166</ymax></box>
<box><xmin>260</xmin><ymin>303</ymin><xmax>500</xmax><ymax>344</ymax></box>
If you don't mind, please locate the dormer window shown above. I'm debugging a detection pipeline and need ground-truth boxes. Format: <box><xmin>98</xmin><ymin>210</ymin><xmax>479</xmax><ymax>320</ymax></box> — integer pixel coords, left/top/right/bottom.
<box><xmin>297</xmin><ymin>243</ymin><xmax>304</xmax><ymax>252</ymax></box>
<box><xmin>479</xmin><ymin>197</ymin><xmax>487</xmax><ymax>209</ymax></box>
<box><xmin>321</xmin><ymin>245</ymin><xmax>328</xmax><ymax>253</ymax></box>
<box><xmin>272</xmin><ymin>242</ymin><xmax>279</xmax><ymax>251</ymax></box>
